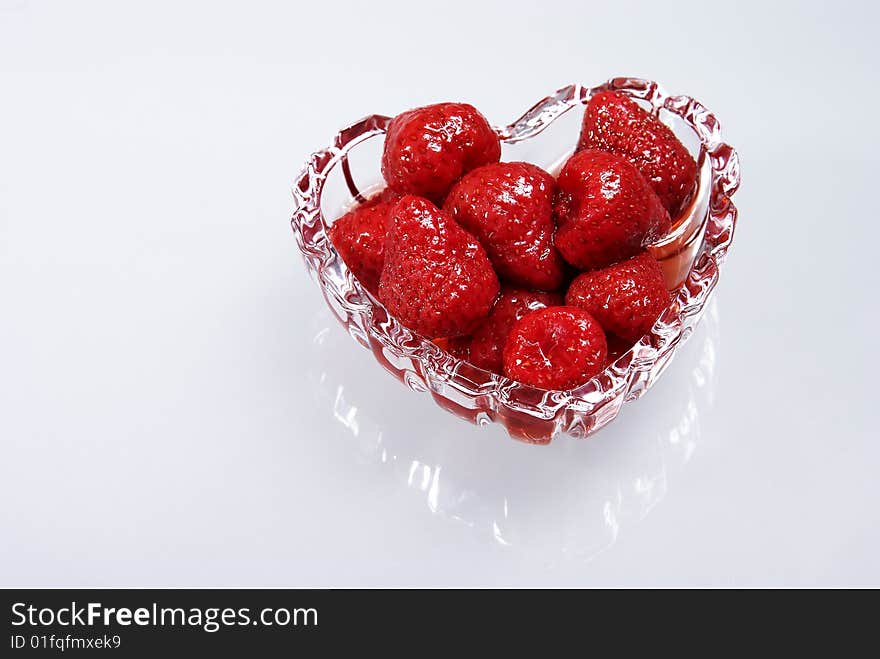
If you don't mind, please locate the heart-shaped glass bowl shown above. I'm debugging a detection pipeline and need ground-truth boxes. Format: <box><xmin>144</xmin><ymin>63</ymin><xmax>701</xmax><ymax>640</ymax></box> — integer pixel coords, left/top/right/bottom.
<box><xmin>291</xmin><ymin>77</ymin><xmax>740</xmax><ymax>444</ymax></box>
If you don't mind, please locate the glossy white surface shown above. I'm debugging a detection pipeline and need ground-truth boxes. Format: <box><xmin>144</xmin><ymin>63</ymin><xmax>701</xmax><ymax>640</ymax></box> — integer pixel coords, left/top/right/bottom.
<box><xmin>1</xmin><ymin>0</ymin><xmax>878</xmax><ymax>587</ymax></box>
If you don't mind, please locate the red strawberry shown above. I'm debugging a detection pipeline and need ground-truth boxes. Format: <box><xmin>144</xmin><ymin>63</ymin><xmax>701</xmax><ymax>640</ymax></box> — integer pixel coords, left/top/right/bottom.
<box><xmin>382</xmin><ymin>103</ymin><xmax>501</xmax><ymax>203</ymax></box>
<box><xmin>578</xmin><ymin>91</ymin><xmax>697</xmax><ymax>216</ymax></box>
<box><xmin>503</xmin><ymin>306</ymin><xmax>607</xmax><ymax>390</ymax></box>
<box><xmin>443</xmin><ymin>162</ymin><xmax>566</xmax><ymax>291</ymax></box>
<box><xmin>468</xmin><ymin>286</ymin><xmax>563</xmax><ymax>374</ymax></box>
<box><xmin>604</xmin><ymin>333</ymin><xmax>632</xmax><ymax>365</ymax></box>
<box><xmin>379</xmin><ymin>196</ymin><xmax>499</xmax><ymax>338</ymax></box>
<box><xmin>565</xmin><ymin>252</ymin><xmax>671</xmax><ymax>343</ymax></box>
<box><xmin>327</xmin><ymin>189</ymin><xmax>400</xmax><ymax>294</ymax></box>
<box><xmin>553</xmin><ymin>149</ymin><xmax>671</xmax><ymax>270</ymax></box>
<box><xmin>433</xmin><ymin>336</ymin><xmax>471</xmax><ymax>361</ymax></box>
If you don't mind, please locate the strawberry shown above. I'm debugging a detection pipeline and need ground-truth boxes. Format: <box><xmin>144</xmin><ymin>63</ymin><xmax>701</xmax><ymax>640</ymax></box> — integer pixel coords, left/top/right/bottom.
<box><xmin>433</xmin><ymin>336</ymin><xmax>471</xmax><ymax>361</ymax></box>
<box><xmin>468</xmin><ymin>286</ymin><xmax>563</xmax><ymax>374</ymax></box>
<box><xmin>327</xmin><ymin>189</ymin><xmax>400</xmax><ymax>294</ymax></box>
<box><xmin>503</xmin><ymin>306</ymin><xmax>607</xmax><ymax>390</ymax></box>
<box><xmin>443</xmin><ymin>162</ymin><xmax>566</xmax><ymax>291</ymax></box>
<box><xmin>604</xmin><ymin>332</ymin><xmax>632</xmax><ymax>365</ymax></box>
<box><xmin>381</xmin><ymin>103</ymin><xmax>501</xmax><ymax>203</ymax></box>
<box><xmin>565</xmin><ymin>252</ymin><xmax>671</xmax><ymax>343</ymax></box>
<box><xmin>553</xmin><ymin>149</ymin><xmax>671</xmax><ymax>270</ymax></box>
<box><xmin>378</xmin><ymin>195</ymin><xmax>499</xmax><ymax>338</ymax></box>
<box><xmin>577</xmin><ymin>91</ymin><xmax>697</xmax><ymax>216</ymax></box>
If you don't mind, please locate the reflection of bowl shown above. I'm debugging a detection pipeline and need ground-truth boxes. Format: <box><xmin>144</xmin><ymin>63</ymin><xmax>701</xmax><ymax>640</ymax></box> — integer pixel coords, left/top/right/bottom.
<box><xmin>306</xmin><ymin>299</ymin><xmax>720</xmax><ymax>559</ymax></box>
<box><xmin>291</xmin><ymin>77</ymin><xmax>740</xmax><ymax>443</ymax></box>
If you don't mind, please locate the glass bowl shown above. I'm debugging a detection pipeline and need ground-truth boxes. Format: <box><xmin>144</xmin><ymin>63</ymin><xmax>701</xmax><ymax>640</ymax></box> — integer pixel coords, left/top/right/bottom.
<box><xmin>290</xmin><ymin>77</ymin><xmax>741</xmax><ymax>444</ymax></box>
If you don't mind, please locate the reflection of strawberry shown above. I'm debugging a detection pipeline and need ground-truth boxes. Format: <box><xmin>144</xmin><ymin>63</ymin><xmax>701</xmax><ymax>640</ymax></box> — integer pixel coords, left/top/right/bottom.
<box><xmin>578</xmin><ymin>91</ymin><xmax>697</xmax><ymax>216</ymax></box>
<box><xmin>503</xmin><ymin>307</ymin><xmax>607</xmax><ymax>390</ymax></box>
<box><xmin>469</xmin><ymin>287</ymin><xmax>563</xmax><ymax>374</ymax></box>
<box><xmin>554</xmin><ymin>149</ymin><xmax>670</xmax><ymax>270</ymax></box>
<box><xmin>565</xmin><ymin>252</ymin><xmax>671</xmax><ymax>343</ymax></box>
<box><xmin>379</xmin><ymin>196</ymin><xmax>499</xmax><ymax>338</ymax></box>
<box><xmin>382</xmin><ymin>103</ymin><xmax>501</xmax><ymax>203</ymax></box>
<box><xmin>327</xmin><ymin>189</ymin><xmax>400</xmax><ymax>294</ymax></box>
<box><xmin>443</xmin><ymin>162</ymin><xmax>565</xmax><ymax>291</ymax></box>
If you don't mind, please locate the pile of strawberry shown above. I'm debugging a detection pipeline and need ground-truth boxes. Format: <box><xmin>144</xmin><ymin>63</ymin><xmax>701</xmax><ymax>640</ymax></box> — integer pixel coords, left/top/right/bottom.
<box><xmin>329</xmin><ymin>91</ymin><xmax>697</xmax><ymax>391</ymax></box>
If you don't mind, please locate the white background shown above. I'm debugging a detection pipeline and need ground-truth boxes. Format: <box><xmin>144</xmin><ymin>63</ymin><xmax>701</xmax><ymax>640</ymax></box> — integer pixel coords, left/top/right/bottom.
<box><xmin>2</xmin><ymin>0</ymin><xmax>878</xmax><ymax>587</ymax></box>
